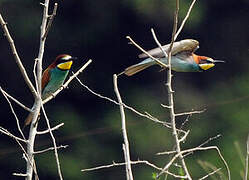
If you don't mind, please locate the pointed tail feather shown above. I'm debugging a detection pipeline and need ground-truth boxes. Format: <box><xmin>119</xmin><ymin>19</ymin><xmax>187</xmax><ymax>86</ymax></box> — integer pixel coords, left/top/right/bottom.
<box><xmin>23</xmin><ymin>112</ymin><xmax>33</xmax><ymax>130</ymax></box>
<box><xmin>123</xmin><ymin>62</ymin><xmax>154</xmax><ymax>76</ymax></box>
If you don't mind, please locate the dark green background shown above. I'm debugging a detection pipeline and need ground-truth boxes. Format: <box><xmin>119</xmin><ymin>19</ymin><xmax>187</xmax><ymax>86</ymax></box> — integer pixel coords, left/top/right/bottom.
<box><xmin>0</xmin><ymin>0</ymin><xmax>248</xmax><ymax>179</ymax></box>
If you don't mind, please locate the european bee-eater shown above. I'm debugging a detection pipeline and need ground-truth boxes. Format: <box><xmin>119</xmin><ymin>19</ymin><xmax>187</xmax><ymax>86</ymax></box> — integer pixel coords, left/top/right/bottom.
<box><xmin>121</xmin><ymin>39</ymin><xmax>224</xmax><ymax>76</ymax></box>
<box><xmin>24</xmin><ymin>54</ymin><xmax>76</xmax><ymax>128</ymax></box>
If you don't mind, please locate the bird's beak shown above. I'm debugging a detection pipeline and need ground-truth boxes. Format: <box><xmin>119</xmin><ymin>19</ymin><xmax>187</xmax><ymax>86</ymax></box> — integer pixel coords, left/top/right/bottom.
<box><xmin>213</xmin><ymin>60</ymin><xmax>225</xmax><ymax>63</ymax></box>
<box><xmin>70</xmin><ymin>57</ymin><xmax>78</xmax><ymax>61</ymax></box>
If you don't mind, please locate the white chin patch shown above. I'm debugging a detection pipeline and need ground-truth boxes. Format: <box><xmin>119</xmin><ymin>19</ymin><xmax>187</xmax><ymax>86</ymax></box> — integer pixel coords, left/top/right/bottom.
<box><xmin>62</xmin><ymin>55</ymin><xmax>72</xmax><ymax>60</ymax></box>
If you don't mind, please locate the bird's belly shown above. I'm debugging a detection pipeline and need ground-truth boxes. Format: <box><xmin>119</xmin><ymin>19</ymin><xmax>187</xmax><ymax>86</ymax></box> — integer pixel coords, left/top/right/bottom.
<box><xmin>42</xmin><ymin>70</ymin><xmax>69</xmax><ymax>99</ymax></box>
<box><xmin>171</xmin><ymin>59</ymin><xmax>200</xmax><ymax>72</ymax></box>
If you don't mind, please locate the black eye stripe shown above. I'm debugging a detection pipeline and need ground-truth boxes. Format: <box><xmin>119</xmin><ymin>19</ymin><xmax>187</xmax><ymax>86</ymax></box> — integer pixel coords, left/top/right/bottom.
<box><xmin>199</xmin><ymin>59</ymin><xmax>213</xmax><ymax>64</ymax></box>
<box><xmin>199</xmin><ymin>59</ymin><xmax>208</xmax><ymax>64</ymax></box>
<box><xmin>57</xmin><ymin>57</ymin><xmax>72</xmax><ymax>64</ymax></box>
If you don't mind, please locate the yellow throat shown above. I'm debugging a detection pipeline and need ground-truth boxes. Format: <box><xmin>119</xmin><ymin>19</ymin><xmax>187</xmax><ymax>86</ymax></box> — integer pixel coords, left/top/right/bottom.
<box><xmin>57</xmin><ymin>61</ymin><xmax>73</xmax><ymax>70</ymax></box>
<box><xmin>199</xmin><ymin>63</ymin><xmax>215</xmax><ymax>70</ymax></box>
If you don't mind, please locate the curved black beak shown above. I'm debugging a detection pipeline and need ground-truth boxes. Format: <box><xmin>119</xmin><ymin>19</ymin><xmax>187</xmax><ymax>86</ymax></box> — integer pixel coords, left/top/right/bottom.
<box><xmin>70</xmin><ymin>57</ymin><xmax>78</xmax><ymax>60</ymax></box>
<box><xmin>213</xmin><ymin>60</ymin><xmax>225</xmax><ymax>63</ymax></box>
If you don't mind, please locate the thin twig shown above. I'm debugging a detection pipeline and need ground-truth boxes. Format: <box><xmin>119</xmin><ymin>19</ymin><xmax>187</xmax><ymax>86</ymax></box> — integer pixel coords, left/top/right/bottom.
<box><xmin>33</xmin><ymin>58</ymin><xmax>39</xmax><ymax>95</ymax></box>
<box><xmin>197</xmin><ymin>134</ymin><xmax>222</xmax><ymax>148</ymax></box>
<box><xmin>42</xmin><ymin>59</ymin><xmax>92</xmax><ymax>104</ymax></box>
<box><xmin>198</xmin><ymin>168</ymin><xmax>222</xmax><ymax>180</ymax></box>
<box><xmin>41</xmin><ymin>105</ymin><xmax>63</xmax><ymax>179</ymax></box>
<box><xmin>0</xmin><ymin>126</ymin><xmax>27</xmax><ymax>143</ymax></box>
<box><xmin>198</xmin><ymin>160</ymin><xmax>225</xmax><ymax>180</ymax></box>
<box><xmin>81</xmin><ymin>160</ymin><xmax>187</xmax><ymax>179</ymax></box>
<box><xmin>42</xmin><ymin>3</ymin><xmax>58</xmax><ymax>40</ymax></box>
<box><xmin>113</xmin><ymin>74</ymin><xmax>133</xmax><ymax>180</ymax></box>
<box><xmin>244</xmin><ymin>134</ymin><xmax>249</xmax><ymax>180</ymax></box>
<box><xmin>14</xmin><ymin>138</ymin><xmax>40</xmax><ymax>180</ymax></box>
<box><xmin>76</xmin><ymin>75</ymin><xmax>189</xmax><ymax>137</ymax></box>
<box><xmin>13</xmin><ymin>173</ymin><xmax>27</xmax><ymax>177</ymax></box>
<box><xmin>179</xmin><ymin>130</ymin><xmax>190</xmax><ymax>143</ymax></box>
<box><xmin>0</xmin><ymin>14</ymin><xmax>37</xmax><ymax>98</ymax></box>
<box><xmin>157</xmin><ymin>134</ymin><xmax>222</xmax><ymax>156</ymax></box>
<box><xmin>0</xmin><ymin>86</ymin><xmax>31</xmax><ymax>112</ymax></box>
<box><xmin>144</xmin><ymin>111</ymin><xmax>187</xmax><ymax>134</ymax></box>
<box><xmin>0</xmin><ymin>87</ymin><xmax>26</xmax><ymax>139</ymax></box>
<box><xmin>75</xmin><ymin>76</ymin><xmax>172</xmax><ymax>128</ymax></box>
<box><xmin>183</xmin><ymin>134</ymin><xmax>222</xmax><ymax>158</ymax></box>
<box><xmin>157</xmin><ymin>146</ymin><xmax>230</xmax><ymax>180</ymax></box>
<box><xmin>175</xmin><ymin>109</ymin><xmax>205</xmax><ymax>116</ymax></box>
<box><xmin>37</xmin><ymin>123</ymin><xmax>64</xmax><ymax>135</ymax></box>
<box><xmin>175</xmin><ymin>0</ymin><xmax>197</xmax><ymax>40</ymax></box>
<box><xmin>126</xmin><ymin>36</ymin><xmax>168</xmax><ymax>68</ymax></box>
<box><xmin>161</xmin><ymin>104</ymin><xmax>172</xmax><ymax>109</ymax></box>
<box><xmin>34</xmin><ymin>145</ymin><xmax>68</xmax><ymax>154</ymax></box>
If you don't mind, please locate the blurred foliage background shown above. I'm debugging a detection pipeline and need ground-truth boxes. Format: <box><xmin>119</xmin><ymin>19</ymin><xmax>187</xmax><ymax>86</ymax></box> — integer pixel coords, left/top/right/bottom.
<box><xmin>0</xmin><ymin>0</ymin><xmax>248</xmax><ymax>179</ymax></box>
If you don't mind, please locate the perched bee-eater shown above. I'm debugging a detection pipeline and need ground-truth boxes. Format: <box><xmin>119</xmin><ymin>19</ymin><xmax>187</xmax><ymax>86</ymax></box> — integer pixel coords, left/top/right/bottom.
<box><xmin>24</xmin><ymin>54</ymin><xmax>76</xmax><ymax>128</ymax></box>
<box><xmin>121</xmin><ymin>39</ymin><xmax>224</xmax><ymax>76</ymax></box>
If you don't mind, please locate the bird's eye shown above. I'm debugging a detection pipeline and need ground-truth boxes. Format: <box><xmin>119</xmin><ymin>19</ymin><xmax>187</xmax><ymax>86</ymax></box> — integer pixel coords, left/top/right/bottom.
<box><xmin>199</xmin><ymin>59</ymin><xmax>208</xmax><ymax>64</ymax></box>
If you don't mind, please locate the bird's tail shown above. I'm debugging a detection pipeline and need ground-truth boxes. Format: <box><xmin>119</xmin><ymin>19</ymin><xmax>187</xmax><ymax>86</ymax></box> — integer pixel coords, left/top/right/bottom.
<box><xmin>120</xmin><ymin>59</ymin><xmax>155</xmax><ymax>76</ymax></box>
<box><xmin>23</xmin><ymin>112</ymin><xmax>34</xmax><ymax>130</ymax></box>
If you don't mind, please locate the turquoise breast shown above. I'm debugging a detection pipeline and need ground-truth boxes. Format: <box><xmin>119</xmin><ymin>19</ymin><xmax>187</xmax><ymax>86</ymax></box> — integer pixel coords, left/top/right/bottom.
<box><xmin>42</xmin><ymin>68</ymin><xmax>69</xmax><ymax>99</ymax></box>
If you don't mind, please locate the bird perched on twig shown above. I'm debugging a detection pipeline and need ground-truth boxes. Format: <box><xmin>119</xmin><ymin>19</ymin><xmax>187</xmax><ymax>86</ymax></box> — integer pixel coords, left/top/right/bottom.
<box><xmin>120</xmin><ymin>39</ymin><xmax>224</xmax><ymax>76</ymax></box>
<box><xmin>24</xmin><ymin>54</ymin><xmax>76</xmax><ymax>128</ymax></box>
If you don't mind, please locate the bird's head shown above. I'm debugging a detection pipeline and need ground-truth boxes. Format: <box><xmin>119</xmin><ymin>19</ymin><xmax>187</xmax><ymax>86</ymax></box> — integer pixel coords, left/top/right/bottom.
<box><xmin>54</xmin><ymin>54</ymin><xmax>77</xmax><ymax>70</ymax></box>
<box><xmin>194</xmin><ymin>55</ymin><xmax>225</xmax><ymax>71</ymax></box>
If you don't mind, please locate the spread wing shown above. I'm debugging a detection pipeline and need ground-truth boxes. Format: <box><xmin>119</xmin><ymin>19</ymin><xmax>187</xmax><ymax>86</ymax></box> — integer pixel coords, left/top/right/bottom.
<box><xmin>41</xmin><ymin>68</ymin><xmax>51</xmax><ymax>91</ymax></box>
<box><xmin>138</xmin><ymin>39</ymin><xmax>199</xmax><ymax>58</ymax></box>
<box><xmin>174</xmin><ymin>51</ymin><xmax>196</xmax><ymax>63</ymax></box>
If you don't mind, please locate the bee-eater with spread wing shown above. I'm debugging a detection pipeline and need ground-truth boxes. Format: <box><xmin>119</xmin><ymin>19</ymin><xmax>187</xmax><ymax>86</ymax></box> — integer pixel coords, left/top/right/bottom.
<box><xmin>121</xmin><ymin>39</ymin><xmax>224</xmax><ymax>76</ymax></box>
<box><xmin>24</xmin><ymin>54</ymin><xmax>76</xmax><ymax>128</ymax></box>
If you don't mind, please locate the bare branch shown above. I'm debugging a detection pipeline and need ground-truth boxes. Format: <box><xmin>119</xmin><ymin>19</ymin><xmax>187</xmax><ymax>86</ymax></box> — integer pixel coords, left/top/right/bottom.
<box><xmin>26</xmin><ymin>0</ymin><xmax>51</xmax><ymax>179</ymax></box>
<box><xmin>0</xmin><ymin>126</ymin><xmax>27</xmax><ymax>143</ymax></box>
<box><xmin>33</xmin><ymin>58</ymin><xmax>39</xmax><ymax>94</ymax></box>
<box><xmin>161</xmin><ymin>104</ymin><xmax>172</xmax><ymax>109</ymax></box>
<box><xmin>198</xmin><ymin>134</ymin><xmax>222</xmax><ymax>148</ymax></box>
<box><xmin>34</xmin><ymin>145</ymin><xmax>68</xmax><ymax>154</ymax></box>
<box><xmin>157</xmin><ymin>134</ymin><xmax>222</xmax><ymax>156</ymax></box>
<box><xmin>42</xmin><ymin>59</ymin><xmax>92</xmax><ymax>104</ymax></box>
<box><xmin>0</xmin><ymin>87</ymin><xmax>26</xmax><ymax>139</ymax></box>
<box><xmin>198</xmin><ymin>160</ymin><xmax>225</xmax><ymax>180</ymax></box>
<box><xmin>157</xmin><ymin>146</ymin><xmax>230</xmax><ymax>180</ymax></box>
<box><xmin>13</xmin><ymin>173</ymin><xmax>27</xmax><ymax>177</ymax></box>
<box><xmin>37</xmin><ymin>123</ymin><xmax>64</xmax><ymax>135</ymax></box>
<box><xmin>179</xmin><ymin>130</ymin><xmax>190</xmax><ymax>143</ymax></box>
<box><xmin>151</xmin><ymin>2</ymin><xmax>192</xmax><ymax>178</ymax></box>
<box><xmin>126</xmin><ymin>36</ymin><xmax>168</xmax><ymax>68</ymax></box>
<box><xmin>244</xmin><ymin>134</ymin><xmax>249</xmax><ymax>180</ymax></box>
<box><xmin>81</xmin><ymin>160</ymin><xmax>187</xmax><ymax>179</ymax></box>
<box><xmin>157</xmin><ymin>150</ymin><xmax>177</xmax><ymax>155</ymax></box>
<box><xmin>113</xmin><ymin>74</ymin><xmax>133</xmax><ymax>180</ymax></box>
<box><xmin>0</xmin><ymin>14</ymin><xmax>37</xmax><ymax>98</ymax></box>
<box><xmin>0</xmin><ymin>86</ymin><xmax>31</xmax><ymax>112</ymax></box>
<box><xmin>75</xmin><ymin>76</ymin><xmax>173</xmax><ymax>128</ymax></box>
<box><xmin>175</xmin><ymin>109</ymin><xmax>205</xmax><ymax>116</ymax></box>
<box><xmin>42</xmin><ymin>3</ymin><xmax>58</xmax><ymax>40</ymax></box>
<box><xmin>175</xmin><ymin>0</ymin><xmax>197</xmax><ymax>40</ymax></box>
<box><xmin>182</xmin><ymin>134</ymin><xmax>222</xmax><ymax>158</ymax></box>
<box><xmin>144</xmin><ymin>111</ymin><xmax>187</xmax><ymax>134</ymax></box>
<box><xmin>198</xmin><ymin>168</ymin><xmax>222</xmax><ymax>180</ymax></box>
<box><xmin>41</xmin><ymin>105</ymin><xmax>63</xmax><ymax>179</ymax></box>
